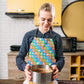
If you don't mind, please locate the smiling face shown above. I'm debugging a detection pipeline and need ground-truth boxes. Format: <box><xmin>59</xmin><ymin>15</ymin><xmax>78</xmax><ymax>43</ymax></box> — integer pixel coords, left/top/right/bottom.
<box><xmin>38</xmin><ymin>10</ymin><xmax>54</xmax><ymax>32</ymax></box>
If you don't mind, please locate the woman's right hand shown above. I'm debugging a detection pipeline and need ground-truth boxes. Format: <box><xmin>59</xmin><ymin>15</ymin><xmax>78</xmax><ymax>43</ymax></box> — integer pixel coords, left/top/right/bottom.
<box><xmin>24</xmin><ymin>64</ymin><xmax>32</xmax><ymax>81</ymax></box>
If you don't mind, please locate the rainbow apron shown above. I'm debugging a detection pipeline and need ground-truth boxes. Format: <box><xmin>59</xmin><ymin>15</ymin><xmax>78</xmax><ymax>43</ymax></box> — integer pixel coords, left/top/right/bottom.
<box><xmin>28</xmin><ymin>29</ymin><xmax>56</xmax><ymax>66</ymax></box>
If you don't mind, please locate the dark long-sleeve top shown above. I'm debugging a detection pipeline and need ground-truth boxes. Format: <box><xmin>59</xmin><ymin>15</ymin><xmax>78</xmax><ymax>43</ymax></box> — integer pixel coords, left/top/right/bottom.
<box><xmin>16</xmin><ymin>28</ymin><xmax>65</xmax><ymax>72</ymax></box>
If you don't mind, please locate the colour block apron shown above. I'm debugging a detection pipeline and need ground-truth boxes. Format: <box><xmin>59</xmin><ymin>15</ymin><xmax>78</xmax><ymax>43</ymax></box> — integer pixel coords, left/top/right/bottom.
<box><xmin>28</xmin><ymin>29</ymin><xmax>56</xmax><ymax>66</ymax></box>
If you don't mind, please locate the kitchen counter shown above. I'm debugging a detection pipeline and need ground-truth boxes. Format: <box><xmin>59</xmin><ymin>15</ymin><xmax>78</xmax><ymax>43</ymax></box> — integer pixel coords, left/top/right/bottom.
<box><xmin>0</xmin><ymin>79</ymin><xmax>84</xmax><ymax>84</ymax></box>
<box><xmin>8</xmin><ymin>51</ymin><xmax>84</xmax><ymax>56</ymax></box>
<box><xmin>8</xmin><ymin>51</ymin><xmax>84</xmax><ymax>80</ymax></box>
<box><xmin>0</xmin><ymin>79</ymin><xmax>24</xmax><ymax>84</ymax></box>
<box><xmin>63</xmin><ymin>51</ymin><xmax>84</xmax><ymax>56</ymax></box>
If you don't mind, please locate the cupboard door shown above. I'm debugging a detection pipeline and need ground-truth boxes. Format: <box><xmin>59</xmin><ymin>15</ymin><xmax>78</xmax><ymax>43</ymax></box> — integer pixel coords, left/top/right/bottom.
<box><xmin>7</xmin><ymin>0</ymin><xmax>34</xmax><ymax>13</ymax></box>
<box><xmin>34</xmin><ymin>0</ymin><xmax>62</xmax><ymax>26</ymax></box>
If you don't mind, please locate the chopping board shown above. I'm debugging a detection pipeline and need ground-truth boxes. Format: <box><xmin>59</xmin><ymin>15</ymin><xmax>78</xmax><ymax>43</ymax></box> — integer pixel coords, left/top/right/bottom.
<box><xmin>62</xmin><ymin>1</ymin><xmax>84</xmax><ymax>41</ymax></box>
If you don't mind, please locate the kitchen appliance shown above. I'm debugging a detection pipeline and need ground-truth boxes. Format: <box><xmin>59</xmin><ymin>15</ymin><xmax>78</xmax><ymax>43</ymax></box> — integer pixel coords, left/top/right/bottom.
<box><xmin>31</xmin><ymin>65</ymin><xmax>53</xmax><ymax>84</ymax></box>
<box><xmin>62</xmin><ymin>37</ymin><xmax>77</xmax><ymax>52</ymax></box>
<box><xmin>10</xmin><ymin>45</ymin><xmax>21</xmax><ymax>51</ymax></box>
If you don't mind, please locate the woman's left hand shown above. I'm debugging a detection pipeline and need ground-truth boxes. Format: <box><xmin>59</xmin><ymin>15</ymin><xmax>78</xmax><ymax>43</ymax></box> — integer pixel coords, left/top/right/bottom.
<box><xmin>51</xmin><ymin>65</ymin><xmax>59</xmax><ymax>80</ymax></box>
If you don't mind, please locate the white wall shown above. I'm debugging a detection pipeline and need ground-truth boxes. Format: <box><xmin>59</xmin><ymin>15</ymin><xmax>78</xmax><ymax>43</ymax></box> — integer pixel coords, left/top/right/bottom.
<box><xmin>0</xmin><ymin>0</ymin><xmax>82</xmax><ymax>79</ymax></box>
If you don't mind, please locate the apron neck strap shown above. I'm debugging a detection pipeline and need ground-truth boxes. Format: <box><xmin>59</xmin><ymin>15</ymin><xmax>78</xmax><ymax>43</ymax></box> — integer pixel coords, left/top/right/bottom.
<box><xmin>34</xmin><ymin>29</ymin><xmax>39</xmax><ymax>37</ymax></box>
<box><xmin>35</xmin><ymin>28</ymin><xmax>52</xmax><ymax>37</ymax></box>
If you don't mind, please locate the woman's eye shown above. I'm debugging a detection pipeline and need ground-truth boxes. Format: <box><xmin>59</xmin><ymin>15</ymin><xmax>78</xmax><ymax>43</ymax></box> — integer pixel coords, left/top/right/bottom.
<box><xmin>41</xmin><ymin>18</ymin><xmax>52</xmax><ymax>22</ymax></box>
<box><xmin>48</xmin><ymin>19</ymin><xmax>52</xmax><ymax>22</ymax></box>
<box><xmin>41</xmin><ymin>18</ymin><xmax>45</xmax><ymax>21</ymax></box>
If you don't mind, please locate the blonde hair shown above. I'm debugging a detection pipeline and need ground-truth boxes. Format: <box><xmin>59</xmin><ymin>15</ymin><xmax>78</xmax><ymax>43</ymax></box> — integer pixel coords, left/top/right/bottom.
<box><xmin>38</xmin><ymin>3</ymin><xmax>55</xmax><ymax>30</ymax></box>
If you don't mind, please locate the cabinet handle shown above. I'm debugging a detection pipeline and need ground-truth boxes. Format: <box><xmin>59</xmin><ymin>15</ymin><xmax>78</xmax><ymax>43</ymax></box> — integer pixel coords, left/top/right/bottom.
<box><xmin>37</xmin><ymin>22</ymin><xmax>39</xmax><ymax>24</ymax></box>
<box><xmin>17</xmin><ymin>9</ymin><xmax>25</xmax><ymax>12</ymax></box>
<box><xmin>37</xmin><ymin>22</ymin><xmax>58</xmax><ymax>24</ymax></box>
<box><xmin>53</xmin><ymin>22</ymin><xmax>58</xmax><ymax>24</ymax></box>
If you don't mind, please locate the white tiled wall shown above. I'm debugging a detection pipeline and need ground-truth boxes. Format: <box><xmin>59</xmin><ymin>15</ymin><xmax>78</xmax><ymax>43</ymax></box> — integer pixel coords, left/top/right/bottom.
<box><xmin>0</xmin><ymin>0</ymin><xmax>82</xmax><ymax>79</ymax></box>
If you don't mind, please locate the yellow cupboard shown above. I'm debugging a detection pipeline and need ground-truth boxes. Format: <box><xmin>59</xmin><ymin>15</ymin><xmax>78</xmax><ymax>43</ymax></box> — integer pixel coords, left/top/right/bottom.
<box><xmin>7</xmin><ymin>0</ymin><xmax>62</xmax><ymax>26</ymax></box>
<box><xmin>34</xmin><ymin>0</ymin><xmax>62</xmax><ymax>26</ymax></box>
<box><xmin>7</xmin><ymin>0</ymin><xmax>34</xmax><ymax>13</ymax></box>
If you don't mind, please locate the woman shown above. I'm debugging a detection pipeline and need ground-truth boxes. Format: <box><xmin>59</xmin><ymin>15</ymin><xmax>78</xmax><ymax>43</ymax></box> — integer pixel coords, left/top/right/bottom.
<box><xmin>16</xmin><ymin>2</ymin><xmax>65</xmax><ymax>83</ymax></box>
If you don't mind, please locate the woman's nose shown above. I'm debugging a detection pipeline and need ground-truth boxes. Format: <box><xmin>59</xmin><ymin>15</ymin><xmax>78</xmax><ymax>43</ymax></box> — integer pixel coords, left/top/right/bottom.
<box><xmin>45</xmin><ymin>20</ymin><xmax>48</xmax><ymax>24</ymax></box>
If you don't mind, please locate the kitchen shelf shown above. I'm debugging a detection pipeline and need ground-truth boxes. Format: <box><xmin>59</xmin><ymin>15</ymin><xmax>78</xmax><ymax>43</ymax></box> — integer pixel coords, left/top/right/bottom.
<box><xmin>70</xmin><ymin>74</ymin><xmax>78</xmax><ymax>78</ymax></box>
<box><xmin>69</xmin><ymin>55</ymin><xmax>84</xmax><ymax>80</ymax></box>
<box><xmin>5</xmin><ymin>12</ymin><xmax>34</xmax><ymax>18</ymax></box>
<box><xmin>80</xmin><ymin>76</ymin><xmax>84</xmax><ymax>78</ymax></box>
<box><xmin>80</xmin><ymin>64</ymin><xmax>84</xmax><ymax>67</ymax></box>
<box><xmin>70</xmin><ymin>64</ymin><xmax>78</xmax><ymax>67</ymax></box>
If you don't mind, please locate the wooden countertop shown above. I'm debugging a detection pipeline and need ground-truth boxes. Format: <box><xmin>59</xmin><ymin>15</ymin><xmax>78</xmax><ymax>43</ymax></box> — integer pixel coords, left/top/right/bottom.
<box><xmin>8</xmin><ymin>51</ymin><xmax>84</xmax><ymax>56</ymax></box>
<box><xmin>0</xmin><ymin>79</ymin><xmax>24</xmax><ymax>84</ymax></box>
<box><xmin>0</xmin><ymin>79</ymin><xmax>84</xmax><ymax>84</ymax></box>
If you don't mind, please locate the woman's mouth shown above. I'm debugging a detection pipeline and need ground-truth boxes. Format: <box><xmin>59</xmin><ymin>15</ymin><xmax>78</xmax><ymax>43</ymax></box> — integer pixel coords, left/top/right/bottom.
<box><xmin>44</xmin><ymin>25</ymin><xmax>48</xmax><ymax>28</ymax></box>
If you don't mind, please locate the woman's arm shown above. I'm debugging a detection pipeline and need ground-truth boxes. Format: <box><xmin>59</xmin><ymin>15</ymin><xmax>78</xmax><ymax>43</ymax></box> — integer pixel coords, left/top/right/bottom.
<box><xmin>16</xmin><ymin>33</ymin><xmax>29</xmax><ymax>71</ymax></box>
<box><xmin>55</xmin><ymin>35</ymin><xmax>65</xmax><ymax>72</ymax></box>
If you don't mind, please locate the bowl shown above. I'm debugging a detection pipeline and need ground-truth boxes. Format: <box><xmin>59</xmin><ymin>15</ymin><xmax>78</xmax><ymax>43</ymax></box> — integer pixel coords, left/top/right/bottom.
<box><xmin>31</xmin><ymin>65</ymin><xmax>53</xmax><ymax>84</ymax></box>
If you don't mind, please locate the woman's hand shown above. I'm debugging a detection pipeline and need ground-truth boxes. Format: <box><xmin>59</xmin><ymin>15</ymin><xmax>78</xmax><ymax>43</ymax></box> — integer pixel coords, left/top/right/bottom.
<box><xmin>51</xmin><ymin>65</ymin><xmax>59</xmax><ymax>80</ymax></box>
<box><xmin>24</xmin><ymin>64</ymin><xmax>32</xmax><ymax>81</ymax></box>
